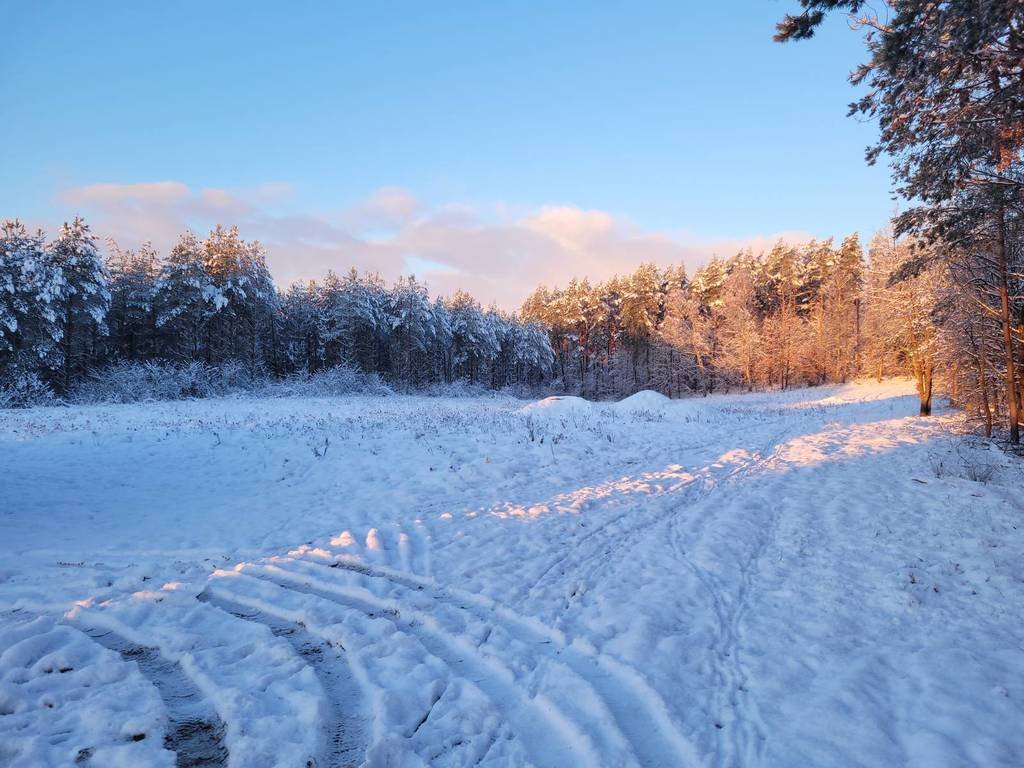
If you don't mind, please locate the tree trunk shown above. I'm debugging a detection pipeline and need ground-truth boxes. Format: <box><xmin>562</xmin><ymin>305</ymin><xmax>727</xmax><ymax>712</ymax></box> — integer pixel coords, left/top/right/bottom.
<box><xmin>62</xmin><ymin>302</ymin><xmax>74</xmax><ymax>393</ymax></box>
<box><xmin>919</xmin><ymin>373</ymin><xmax>932</xmax><ymax>416</ymax></box>
<box><xmin>977</xmin><ymin>353</ymin><xmax>993</xmax><ymax>437</ymax></box>
<box><xmin>995</xmin><ymin>205</ymin><xmax>1020</xmax><ymax>444</ymax></box>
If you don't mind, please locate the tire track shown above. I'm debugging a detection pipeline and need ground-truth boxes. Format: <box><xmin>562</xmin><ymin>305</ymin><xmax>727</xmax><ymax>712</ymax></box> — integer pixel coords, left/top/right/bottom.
<box><xmin>198</xmin><ymin>594</ymin><xmax>366</xmax><ymax>768</ymax></box>
<box><xmin>205</xmin><ymin>570</ymin><xmax>595</xmax><ymax>768</ymax></box>
<box><xmin>71</xmin><ymin>595</ymin><xmax>325</xmax><ymax>767</ymax></box>
<box><xmin>287</xmin><ymin>555</ymin><xmax>704</xmax><ymax>768</ymax></box>
<box><xmin>312</xmin><ymin>524</ymin><xmax>431</xmax><ymax>579</ymax></box>
<box><xmin>529</xmin><ymin>424</ymin><xmax>792</xmax><ymax>625</ymax></box>
<box><xmin>665</xmin><ymin>439</ymin><xmax>793</xmax><ymax>767</ymax></box>
<box><xmin>82</xmin><ymin>628</ymin><xmax>228</xmax><ymax>768</ymax></box>
<box><xmin>525</xmin><ymin>414</ymin><xmax>798</xmax><ymax>604</ymax></box>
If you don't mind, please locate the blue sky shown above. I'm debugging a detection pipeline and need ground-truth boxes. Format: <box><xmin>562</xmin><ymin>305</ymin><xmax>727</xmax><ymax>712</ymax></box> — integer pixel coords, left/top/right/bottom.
<box><xmin>1</xmin><ymin>1</ymin><xmax>892</xmax><ymax>306</ymax></box>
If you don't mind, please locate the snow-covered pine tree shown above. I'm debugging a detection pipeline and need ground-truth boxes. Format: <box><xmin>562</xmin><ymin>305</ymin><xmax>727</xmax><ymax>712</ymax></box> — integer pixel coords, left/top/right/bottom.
<box><xmin>48</xmin><ymin>218</ymin><xmax>110</xmax><ymax>390</ymax></box>
<box><xmin>106</xmin><ymin>240</ymin><xmax>160</xmax><ymax>362</ymax></box>
<box><xmin>447</xmin><ymin>290</ymin><xmax>500</xmax><ymax>385</ymax></box>
<box><xmin>200</xmin><ymin>225</ymin><xmax>278</xmax><ymax>374</ymax></box>
<box><xmin>832</xmin><ymin>233</ymin><xmax>864</xmax><ymax>380</ymax></box>
<box><xmin>0</xmin><ymin>221</ymin><xmax>63</xmax><ymax>377</ymax></box>
<box><xmin>759</xmin><ymin>240</ymin><xmax>801</xmax><ymax>389</ymax></box>
<box><xmin>621</xmin><ymin>263</ymin><xmax>663</xmax><ymax>389</ymax></box>
<box><xmin>318</xmin><ymin>269</ymin><xmax>390</xmax><ymax>372</ymax></box>
<box><xmin>386</xmin><ymin>275</ymin><xmax>435</xmax><ymax>385</ymax></box>
<box><xmin>279</xmin><ymin>280</ymin><xmax>322</xmax><ymax>372</ymax></box>
<box><xmin>154</xmin><ymin>232</ymin><xmax>217</xmax><ymax>362</ymax></box>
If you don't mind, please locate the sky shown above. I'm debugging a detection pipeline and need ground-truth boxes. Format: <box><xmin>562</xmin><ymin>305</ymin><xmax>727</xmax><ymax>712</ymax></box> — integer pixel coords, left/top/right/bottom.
<box><xmin>0</xmin><ymin>1</ymin><xmax>894</xmax><ymax>309</ymax></box>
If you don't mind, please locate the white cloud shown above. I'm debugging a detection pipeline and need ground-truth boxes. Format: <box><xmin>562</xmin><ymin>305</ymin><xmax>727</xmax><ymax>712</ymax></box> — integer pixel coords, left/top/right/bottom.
<box><xmin>55</xmin><ymin>181</ymin><xmax>811</xmax><ymax>310</ymax></box>
<box><xmin>63</xmin><ymin>181</ymin><xmax>190</xmax><ymax>206</ymax></box>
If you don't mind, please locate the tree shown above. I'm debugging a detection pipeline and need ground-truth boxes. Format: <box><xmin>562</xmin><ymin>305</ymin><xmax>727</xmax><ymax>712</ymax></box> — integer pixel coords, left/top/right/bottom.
<box><xmin>719</xmin><ymin>257</ymin><xmax>761</xmax><ymax>390</ymax></box>
<box><xmin>387</xmin><ymin>275</ymin><xmax>435</xmax><ymax>384</ymax></box>
<box><xmin>447</xmin><ymin>290</ymin><xmax>499</xmax><ymax>384</ymax></box>
<box><xmin>777</xmin><ymin>0</ymin><xmax>1024</xmax><ymax>440</ymax></box>
<box><xmin>154</xmin><ymin>232</ymin><xmax>217</xmax><ymax>361</ymax></box>
<box><xmin>822</xmin><ymin>233</ymin><xmax>863</xmax><ymax>382</ymax></box>
<box><xmin>865</xmin><ymin>232</ymin><xmax>942</xmax><ymax>415</ymax></box>
<box><xmin>48</xmin><ymin>218</ymin><xmax>110</xmax><ymax>390</ymax></box>
<box><xmin>106</xmin><ymin>241</ymin><xmax>159</xmax><ymax>362</ymax></box>
<box><xmin>202</xmin><ymin>225</ymin><xmax>278</xmax><ymax>374</ymax></box>
<box><xmin>619</xmin><ymin>263</ymin><xmax>664</xmax><ymax>386</ymax></box>
<box><xmin>759</xmin><ymin>241</ymin><xmax>802</xmax><ymax>388</ymax></box>
<box><xmin>279</xmin><ymin>280</ymin><xmax>322</xmax><ymax>372</ymax></box>
<box><xmin>0</xmin><ymin>221</ymin><xmax>62</xmax><ymax>374</ymax></box>
<box><xmin>558</xmin><ymin>278</ymin><xmax>604</xmax><ymax>395</ymax></box>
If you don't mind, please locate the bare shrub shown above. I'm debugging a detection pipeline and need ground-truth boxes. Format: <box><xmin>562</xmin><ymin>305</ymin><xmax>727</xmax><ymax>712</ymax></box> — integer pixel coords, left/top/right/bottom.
<box><xmin>0</xmin><ymin>369</ymin><xmax>56</xmax><ymax>408</ymax></box>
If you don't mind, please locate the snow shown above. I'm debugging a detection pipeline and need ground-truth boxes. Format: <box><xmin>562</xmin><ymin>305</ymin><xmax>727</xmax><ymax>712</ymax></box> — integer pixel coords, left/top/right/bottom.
<box><xmin>612</xmin><ymin>389</ymin><xmax>671</xmax><ymax>413</ymax></box>
<box><xmin>1</xmin><ymin>379</ymin><xmax>1023</xmax><ymax>767</ymax></box>
<box><xmin>0</xmin><ymin>616</ymin><xmax>173</xmax><ymax>767</ymax></box>
<box><xmin>519</xmin><ymin>394</ymin><xmax>592</xmax><ymax>420</ymax></box>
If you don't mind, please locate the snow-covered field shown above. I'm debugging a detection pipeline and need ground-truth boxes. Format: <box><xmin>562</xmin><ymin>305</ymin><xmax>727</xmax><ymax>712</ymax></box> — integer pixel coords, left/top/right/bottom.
<box><xmin>1</xmin><ymin>380</ymin><xmax>1022</xmax><ymax>767</ymax></box>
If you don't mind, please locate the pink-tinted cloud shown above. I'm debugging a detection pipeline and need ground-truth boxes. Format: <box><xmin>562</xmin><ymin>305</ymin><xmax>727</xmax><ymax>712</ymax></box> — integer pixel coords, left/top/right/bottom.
<box><xmin>56</xmin><ymin>181</ymin><xmax>812</xmax><ymax>310</ymax></box>
<box><xmin>62</xmin><ymin>181</ymin><xmax>191</xmax><ymax>206</ymax></box>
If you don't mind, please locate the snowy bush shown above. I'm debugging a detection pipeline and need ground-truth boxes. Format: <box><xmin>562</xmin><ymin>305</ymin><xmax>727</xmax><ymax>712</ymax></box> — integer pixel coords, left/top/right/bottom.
<box><xmin>498</xmin><ymin>381</ymin><xmax>550</xmax><ymax>401</ymax></box>
<box><xmin>64</xmin><ymin>361</ymin><xmax>389</xmax><ymax>405</ymax></box>
<box><xmin>414</xmin><ymin>379</ymin><xmax>494</xmax><ymax>399</ymax></box>
<box><xmin>0</xmin><ymin>369</ymin><xmax>56</xmax><ymax>408</ymax></box>
<box><xmin>263</xmin><ymin>364</ymin><xmax>392</xmax><ymax>398</ymax></box>
<box><xmin>963</xmin><ymin>460</ymin><xmax>995</xmax><ymax>484</ymax></box>
<box><xmin>206</xmin><ymin>359</ymin><xmax>256</xmax><ymax>394</ymax></box>
<box><xmin>954</xmin><ymin>438</ymin><xmax>999</xmax><ymax>484</ymax></box>
<box><xmin>70</xmin><ymin>361</ymin><xmax>262</xmax><ymax>404</ymax></box>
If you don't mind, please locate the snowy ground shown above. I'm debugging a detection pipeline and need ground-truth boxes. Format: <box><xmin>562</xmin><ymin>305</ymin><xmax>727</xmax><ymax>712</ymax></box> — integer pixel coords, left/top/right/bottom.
<box><xmin>1</xmin><ymin>380</ymin><xmax>1022</xmax><ymax>767</ymax></box>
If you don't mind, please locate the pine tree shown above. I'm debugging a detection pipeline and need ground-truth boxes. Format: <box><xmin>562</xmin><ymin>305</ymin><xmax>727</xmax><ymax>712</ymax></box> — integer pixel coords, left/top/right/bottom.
<box><xmin>154</xmin><ymin>232</ymin><xmax>217</xmax><ymax>361</ymax></box>
<box><xmin>49</xmin><ymin>218</ymin><xmax>110</xmax><ymax>390</ymax></box>
<box><xmin>0</xmin><ymin>221</ymin><xmax>63</xmax><ymax>374</ymax></box>
<box><xmin>199</xmin><ymin>225</ymin><xmax>278</xmax><ymax>373</ymax></box>
<box><xmin>279</xmin><ymin>281</ymin><xmax>322</xmax><ymax>372</ymax></box>
<box><xmin>822</xmin><ymin>233</ymin><xmax>863</xmax><ymax>382</ymax></box>
<box><xmin>387</xmin><ymin>275</ymin><xmax>435</xmax><ymax>384</ymax></box>
<box><xmin>106</xmin><ymin>241</ymin><xmax>160</xmax><ymax>362</ymax></box>
<box><xmin>619</xmin><ymin>263</ymin><xmax>664</xmax><ymax>388</ymax></box>
<box><xmin>447</xmin><ymin>290</ymin><xmax>499</xmax><ymax>384</ymax></box>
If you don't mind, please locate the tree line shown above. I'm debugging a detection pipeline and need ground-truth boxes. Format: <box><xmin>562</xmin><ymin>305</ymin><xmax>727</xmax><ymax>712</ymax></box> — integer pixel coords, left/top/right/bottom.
<box><xmin>521</xmin><ymin>235</ymin><xmax>870</xmax><ymax>399</ymax></box>
<box><xmin>0</xmin><ymin>219</ymin><xmax>554</xmax><ymax>399</ymax></box>
<box><xmin>2</xmin><ymin>210</ymin><xmax>1021</xmax><ymax>444</ymax></box>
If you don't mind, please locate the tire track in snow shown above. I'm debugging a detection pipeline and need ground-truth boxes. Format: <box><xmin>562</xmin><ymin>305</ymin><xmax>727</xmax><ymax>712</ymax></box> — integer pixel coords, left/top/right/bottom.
<box><xmin>198</xmin><ymin>594</ymin><xmax>367</xmax><ymax>768</ymax></box>
<box><xmin>290</xmin><ymin>554</ymin><xmax>704</xmax><ymax>768</ymax></box>
<box><xmin>702</xmin><ymin>535</ymin><xmax>775</xmax><ymax>768</ymax></box>
<box><xmin>313</xmin><ymin>524</ymin><xmax>432</xmax><ymax>579</ymax></box>
<box><xmin>664</xmin><ymin>433</ymin><xmax>794</xmax><ymax>767</ymax></box>
<box><xmin>71</xmin><ymin>593</ymin><xmax>326</xmax><ymax>767</ymax></box>
<box><xmin>526</xmin><ymin>423</ymin><xmax>792</xmax><ymax>629</ymax></box>
<box><xmin>524</xmin><ymin>414</ymin><xmax>798</xmax><ymax>605</ymax></box>
<box><xmin>514</xmin><ymin>420</ymin><xmax>792</xmax><ymax>764</ymax></box>
<box><xmin>82</xmin><ymin>628</ymin><xmax>228</xmax><ymax>768</ymax></box>
<box><xmin>212</xmin><ymin>567</ymin><xmax>606</xmax><ymax>768</ymax></box>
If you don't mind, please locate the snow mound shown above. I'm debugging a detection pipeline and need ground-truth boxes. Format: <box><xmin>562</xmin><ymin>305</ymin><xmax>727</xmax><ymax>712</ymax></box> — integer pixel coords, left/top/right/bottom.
<box><xmin>614</xmin><ymin>390</ymin><xmax>671</xmax><ymax>412</ymax></box>
<box><xmin>519</xmin><ymin>395</ymin><xmax>593</xmax><ymax>419</ymax></box>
